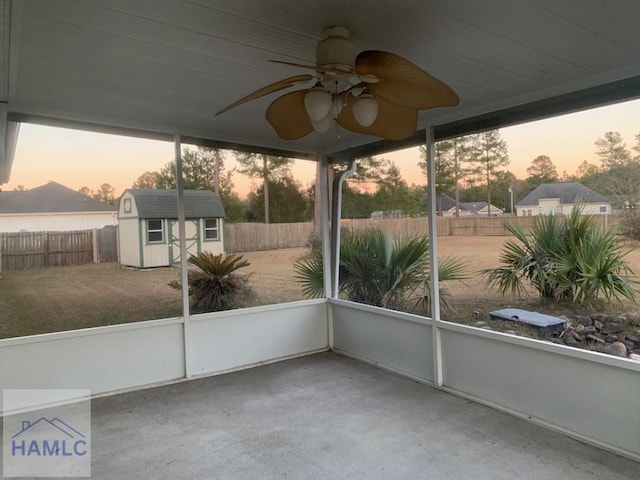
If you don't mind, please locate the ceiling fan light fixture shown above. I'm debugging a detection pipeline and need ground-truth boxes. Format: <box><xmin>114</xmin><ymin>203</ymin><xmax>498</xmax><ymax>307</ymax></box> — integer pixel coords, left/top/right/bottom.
<box><xmin>316</xmin><ymin>26</ymin><xmax>356</xmax><ymax>71</ymax></box>
<box><xmin>311</xmin><ymin>113</ymin><xmax>333</xmax><ymax>133</ymax></box>
<box><xmin>304</xmin><ymin>88</ymin><xmax>332</xmax><ymax>121</ymax></box>
<box><xmin>352</xmin><ymin>94</ymin><xmax>378</xmax><ymax>127</ymax></box>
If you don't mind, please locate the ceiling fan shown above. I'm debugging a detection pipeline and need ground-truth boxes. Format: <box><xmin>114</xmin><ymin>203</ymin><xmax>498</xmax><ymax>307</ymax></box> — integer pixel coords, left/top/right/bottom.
<box><xmin>215</xmin><ymin>27</ymin><xmax>459</xmax><ymax>141</ymax></box>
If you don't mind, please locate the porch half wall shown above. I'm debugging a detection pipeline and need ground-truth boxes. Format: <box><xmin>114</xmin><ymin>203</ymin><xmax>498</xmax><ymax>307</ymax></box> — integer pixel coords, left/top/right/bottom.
<box><xmin>329</xmin><ymin>299</ymin><xmax>640</xmax><ymax>461</ymax></box>
<box><xmin>0</xmin><ymin>300</ymin><xmax>329</xmax><ymax>403</ymax></box>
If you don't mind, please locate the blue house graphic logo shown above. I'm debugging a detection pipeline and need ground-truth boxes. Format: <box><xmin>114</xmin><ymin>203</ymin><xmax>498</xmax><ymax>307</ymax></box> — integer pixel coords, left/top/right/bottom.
<box><xmin>12</xmin><ymin>417</ymin><xmax>88</xmax><ymax>457</ymax></box>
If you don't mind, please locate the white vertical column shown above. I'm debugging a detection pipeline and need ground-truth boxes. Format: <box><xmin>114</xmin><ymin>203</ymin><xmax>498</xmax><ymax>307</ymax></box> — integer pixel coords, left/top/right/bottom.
<box><xmin>330</xmin><ymin>160</ymin><xmax>356</xmax><ymax>298</ymax></box>
<box><xmin>174</xmin><ymin>134</ymin><xmax>192</xmax><ymax>379</ymax></box>
<box><xmin>425</xmin><ymin>127</ymin><xmax>443</xmax><ymax>386</ymax></box>
<box><xmin>318</xmin><ymin>157</ymin><xmax>333</xmax><ymax>347</ymax></box>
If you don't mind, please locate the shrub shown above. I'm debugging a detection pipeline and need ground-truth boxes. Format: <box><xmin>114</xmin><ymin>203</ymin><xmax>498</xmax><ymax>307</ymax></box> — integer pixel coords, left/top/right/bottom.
<box><xmin>483</xmin><ymin>208</ymin><xmax>638</xmax><ymax>305</ymax></box>
<box><xmin>169</xmin><ymin>252</ymin><xmax>253</xmax><ymax>313</ymax></box>
<box><xmin>294</xmin><ymin>227</ymin><xmax>467</xmax><ymax>312</ymax></box>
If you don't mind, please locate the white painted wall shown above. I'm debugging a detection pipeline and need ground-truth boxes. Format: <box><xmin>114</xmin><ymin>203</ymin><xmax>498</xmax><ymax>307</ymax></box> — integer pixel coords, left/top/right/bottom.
<box><xmin>118</xmin><ymin>217</ymin><xmax>140</xmax><ymax>267</ymax></box>
<box><xmin>439</xmin><ymin>322</ymin><xmax>640</xmax><ymax>460</ymax></box>
<box><xmin>517</xmin><ymin>202</ymin><xmax>610</xmax><ymax>216</ymax></box>
<box><xmin>330</xmin><ymin>300</ymin><xmax>434</xmax><ymax>383</ymax></box>
<box><xmin>200</xmin><ymin>218</ymin><xmax>225</xmax><ymax>255</ymax></box>
<box><xmin>0</xmin><ymin>211</ymin><xmax>117</xmax><ymax>233</ymax></box>
<box><xmin>190</xmin><ymin>300</ymin><xmax>328</xmax><ymax>376</ymax></box>
<box><xmin>0</xmin><ymin>319</ymin><xmax>185</xmax><ymax>396</ymax></box>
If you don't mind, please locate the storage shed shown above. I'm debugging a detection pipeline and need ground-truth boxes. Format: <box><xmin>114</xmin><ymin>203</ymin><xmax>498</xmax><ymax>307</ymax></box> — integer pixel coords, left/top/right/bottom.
<box><xmin>118</xmin><ymin>189</ymin><xmax>226</xmax><ymax>268</ymax></box>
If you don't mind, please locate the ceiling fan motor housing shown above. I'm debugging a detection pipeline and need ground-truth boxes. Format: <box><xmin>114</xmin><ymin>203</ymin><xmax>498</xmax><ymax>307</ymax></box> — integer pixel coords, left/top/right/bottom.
<box><xmin>316</xmin><ymin>26</ymin><xmax>356</xmax><ymax>71</ymax></box>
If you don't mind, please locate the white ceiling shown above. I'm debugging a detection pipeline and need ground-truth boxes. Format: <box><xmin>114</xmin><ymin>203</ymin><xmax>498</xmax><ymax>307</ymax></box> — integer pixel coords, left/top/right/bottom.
<box><xmin>2</xmin><ymin>0</ymin><xmax>640</xmax><ymax>174</ymax></box>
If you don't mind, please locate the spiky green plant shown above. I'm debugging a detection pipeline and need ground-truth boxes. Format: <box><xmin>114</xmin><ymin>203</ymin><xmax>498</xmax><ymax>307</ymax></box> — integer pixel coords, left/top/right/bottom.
<box><xmin>294</xmin><ymin>227</ymin><xmax>467</xmax><ymax>311</ymax></box>
<box><xmin>170</xmin><ymin>252</ymin><xmax>253</xmax><ymax>313</ymax></box>
<box><xmin>483</xmin><ymin>208</ymin><xmax>637</xmax><ymax>305</ymax></box>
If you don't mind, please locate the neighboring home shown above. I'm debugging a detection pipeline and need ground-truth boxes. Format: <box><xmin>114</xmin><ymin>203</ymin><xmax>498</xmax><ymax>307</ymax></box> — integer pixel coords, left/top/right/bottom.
<box><xmin>118</xmin><ymin>189</ymin><xmax>226</xmax><ymax>268</ymax></box>
<box><xmin>435</xmin><ymin>194</ymin><xmax>504</xmax><ymax>217</ymax></box>
<box><xmin>516</xmin><ymin>182</ymin><xmax>610</xmax><ymax>216</ymax></box>
<box><xmin>0</xmin><ymin>182</ymin><xmax>117</xmax><ymax>233</ymax></box>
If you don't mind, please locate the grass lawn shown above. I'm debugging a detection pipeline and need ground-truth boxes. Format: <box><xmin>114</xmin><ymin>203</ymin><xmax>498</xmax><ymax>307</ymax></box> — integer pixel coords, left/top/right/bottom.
<box><xmin>1</xmin><ymin>237</ymin><xmax>639</xmax><ymax>339</ymax></box>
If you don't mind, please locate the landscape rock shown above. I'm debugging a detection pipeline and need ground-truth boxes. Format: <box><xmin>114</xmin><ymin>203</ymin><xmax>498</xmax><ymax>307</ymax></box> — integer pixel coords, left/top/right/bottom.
<box><xmin>574</xmin><ymin>315</ymin><xmax>592</xmax><ymax>326</ymax></box>
<box><xmin>574</xmin><ymin>324</ymin><xmax>585</xmax><ymax>333</ymax></box>
<box><xmin>604</xmin><ymin>342</ymin><xmax>627</xmax><ymax>358</ymax></box>
<box><xmin>593</xmin><ymin>319</ymin><xmax>604</xmax><ymax>331</ymax></box>
<box><xmin>564</xmin><ymin>336</ymin><xmax>578</xmax><ymax>346</ymax></box>
<box><xmin>504</xmin><ymin>330</ymin><xmax>517</xmax><ymax>335</ymax></box>
<box><xmin>624</xmin><ymin>333</ymin><xmax>639</xmax><ymax>343</ymax></box>
<box><xmin>475</xmin><ymin>321</ymin><xmax>488</xmax><ymax>327</ymax></box>
<box><xmin>601</xmin><ymin>323</ymin><xmax>623</xmax><ymax>334</ymax></box>
<box><xmin>581</xmin><ymin>326</ymin><xmax>597</xmax><ymax>335</ymax></box>
<box><xmin>586</xmin><ymin>334</ymin><xmax>605</xmax><ymax>344</ymax></box>
<box><xmin>623</xmin><ymin>340</ymin><xmax>635</xmax><ymax>351</ymax></box>
<box><xmin>604</xmin><ymin>334</ymin><xmax>619</xmax><ymax>343</ymax></box>
<box><xmin>629</xmin><ymin>353</ymin><xmax>640</xmax><ymax>362</ymax></box>
<box><xmin>590</xmin><ymin>313</ymin><xmax>609</xmax><ymax>323</ymax></box>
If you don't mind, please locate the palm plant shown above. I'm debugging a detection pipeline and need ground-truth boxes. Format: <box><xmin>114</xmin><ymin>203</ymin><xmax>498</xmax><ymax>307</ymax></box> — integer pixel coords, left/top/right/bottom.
<box><xmin>170</xmin><ymin>252</ymin><xmax>253</xmax><ymax>313</ymax></box>
<box><xmin>294</xmin><ymin>227</ymin><xmax>467</xmax><ymax>312</ymax></box>
<box><xmin>483</xmin><ymin>208</ymin><xmax>637</xmax><ymax>305</ymax></box>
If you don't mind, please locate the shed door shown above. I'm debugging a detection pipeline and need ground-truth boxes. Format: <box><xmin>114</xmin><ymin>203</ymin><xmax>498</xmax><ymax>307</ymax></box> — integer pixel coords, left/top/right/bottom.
<box><xmin>169</xmin><ymin>220</ymin><xmax>199</xmax><ymax>265</ymax></box>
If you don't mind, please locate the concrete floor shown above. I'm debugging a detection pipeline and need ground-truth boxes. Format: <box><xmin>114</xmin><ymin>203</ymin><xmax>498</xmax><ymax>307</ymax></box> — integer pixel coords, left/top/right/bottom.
<box><xmin>86</xmin><ymin>352</ymin><xmax>638</xmax><ymax>479</ymax></box>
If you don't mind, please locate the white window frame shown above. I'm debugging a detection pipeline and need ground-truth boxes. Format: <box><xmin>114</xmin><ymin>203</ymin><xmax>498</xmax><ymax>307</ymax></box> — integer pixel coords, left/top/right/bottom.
<box><xmin>146</xmin><ymin>219</ymin><xmax>164</xmax><ymax>243</ymax></box>
<box><xmin>204</xmin><ymin>218</ymin><xmax>219</xmax><ymax>241</ymax></box>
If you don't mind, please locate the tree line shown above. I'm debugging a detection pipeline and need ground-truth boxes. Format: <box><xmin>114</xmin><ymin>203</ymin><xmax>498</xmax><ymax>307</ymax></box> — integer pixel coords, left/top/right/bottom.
<box><xmin>65</xmin><ymin>128</ymin><xmax>640</xmax><ymax>223</ymax></box>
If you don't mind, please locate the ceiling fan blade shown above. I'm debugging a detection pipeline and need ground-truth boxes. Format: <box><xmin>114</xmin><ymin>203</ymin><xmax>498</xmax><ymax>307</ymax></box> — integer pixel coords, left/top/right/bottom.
<box><xmin>337</xmin><ymin>94</ymin><xmax>418</xmax><ymax>140</ymax></box>
<box><xmin>215</xmin><ymin>74</ymin><xmax>314</xmax><ymax>116</ymax></box>
<box><xmin>270</xmin><ymin>59</ymin><xmax>356</xmax><ymax>77</ymax></box>
<box><xmin>266</xmin><ymin>90</ymin><xmax>314</xmax><ymax>140</ymax></box>
<box><xmin>355</xmin><ymin>50</ymin><xmax>459</xmax><ymax>109</ymax></box>
<box><xmin>269</xmin><ymin>60</ymin><xmax>318</xmax><ymax>70</ymax></box>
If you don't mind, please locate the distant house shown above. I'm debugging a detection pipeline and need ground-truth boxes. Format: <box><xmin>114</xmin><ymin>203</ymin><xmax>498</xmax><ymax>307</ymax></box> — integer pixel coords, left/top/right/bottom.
<box><xmin>0</xmin><ymin>182</ymin><xmax>117</xmax><ymax>233</ymax></box>
<box><xmin>435</xmin><ymin>194</ymin><xmax>504</xmax><ymax>216</ymax></box>
<box><xmin>118</xmin><ymin>189</ymin><xmax>226</xmax><ymax>268</ymax></box>
<box><xmin>516</xmin><ymin>182</ymin><xmax>610</xmax><ymax>216</ymax></box>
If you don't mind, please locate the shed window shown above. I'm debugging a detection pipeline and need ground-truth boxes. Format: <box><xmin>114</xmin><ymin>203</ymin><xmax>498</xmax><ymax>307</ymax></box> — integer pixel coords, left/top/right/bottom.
<box><xmin>146</xmin><ymin>219</ymin><xmax>164</xmax><ymax>243</ymax></box>
<box><xmin>599</xmin><ymin>206</ymin><xmax>607</xmax><ymax>213</ymax></box>
<box><xmin>204</xmin><ymin>218</ymin><xmax>219</xmax><ymax>240</ymax></box>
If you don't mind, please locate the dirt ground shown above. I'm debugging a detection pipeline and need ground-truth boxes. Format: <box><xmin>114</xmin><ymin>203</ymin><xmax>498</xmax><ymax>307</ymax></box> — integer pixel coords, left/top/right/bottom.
<box><xmin>1</xmin><ymin>236</ymin><xmax>639</xmax><ymax>339</ymax></box>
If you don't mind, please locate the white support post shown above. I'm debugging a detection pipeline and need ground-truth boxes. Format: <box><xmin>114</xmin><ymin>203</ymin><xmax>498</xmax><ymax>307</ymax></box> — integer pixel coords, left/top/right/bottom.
<box><xmin>318</xmin><ymin>157</ymin><xmax>333</xmax><ymax>347</ymax></box>
<box><xmin>330</xmin><ymin>160</ymin><xmax>356</xmax><ymax>298</ymax></box>
<box><xmin>425</xmin><ymin>126</ymin><xmax>444</xmax><ymax>386</ymax></box>
<box><xmin>174</xmin><ymin>134</ymin><xmax>192</xmax><ymax>379</ymax></box>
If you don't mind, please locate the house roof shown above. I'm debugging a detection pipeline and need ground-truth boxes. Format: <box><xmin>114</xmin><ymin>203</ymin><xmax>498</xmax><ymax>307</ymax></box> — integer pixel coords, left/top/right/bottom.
<box><xmin>517</xmin><ymin>182</ymin><xmax>609</xmax><ymax>207</ymax></box>
<box><xmin>0</xmin><ymin>182</ymin><xmax>116</xmax><ymax>214</ymax></box>
<box><xmin>434</xmin><ymin>195</ymin><xmax>503</xmax><ymax>213</ymax></box>
<box><xmin>3</xmin><ymin>1</ymin><xmax>640</xmax><ymax>182</ymax></box>
<box><xmin>124</xmin><ymin>189</ymin><xmax>226</xmax><ymax>219</ymax></box>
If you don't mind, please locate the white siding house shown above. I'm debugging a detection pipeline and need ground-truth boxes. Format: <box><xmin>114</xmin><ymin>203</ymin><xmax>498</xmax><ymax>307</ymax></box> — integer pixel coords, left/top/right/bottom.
<box><xmin>516</xmin><ymin>182</ymin><xmax>610</xmax><ymax>216</ymax></box>
<box><xmin>118</xmin><ymin>189</ymin><xmax>226</xmax><ymax>268</ymax></box>
<box><xmin>0</xmin><ymin>182</ymin><xmax>117</xmax><ymax>233</ymax></box>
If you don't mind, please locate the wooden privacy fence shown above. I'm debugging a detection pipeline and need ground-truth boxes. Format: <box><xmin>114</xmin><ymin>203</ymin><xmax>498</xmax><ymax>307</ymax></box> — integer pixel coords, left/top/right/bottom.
<box><xmin>224</xmin><ymin>214</ymin><xmax>619</xmax><ymax>252</ymax></box>
<box><xmin>0</xmin><ymin>227</ymin><xmax>118</xmax><ymax>271</ymax></box>
<box><xmin>225</xmin><ymin>222</ymin><xmax>315</xmax><ymax>252</ymax></box>
<box><xmin>0</xmin><ymin>215</ymin><xmax>619</xmax><ymax>269</ymax></box>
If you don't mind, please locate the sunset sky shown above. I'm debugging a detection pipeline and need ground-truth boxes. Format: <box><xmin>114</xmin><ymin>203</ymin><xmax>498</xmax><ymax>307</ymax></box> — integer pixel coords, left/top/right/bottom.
<box><xmin>3</xmin><ymin>99</ymin><xmax>639</xmax><ymax>197</ymax></box>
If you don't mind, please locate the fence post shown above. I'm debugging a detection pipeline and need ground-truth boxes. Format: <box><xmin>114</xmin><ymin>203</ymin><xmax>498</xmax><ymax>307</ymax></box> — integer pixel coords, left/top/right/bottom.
<box><xmin>92</xmin><ymin>229</ymin><xmax>99</xmax><ymax>263</ymax></box>
<box><xmin>43</xmin><ymin>232</ymin><xmax>49</xmax><ymax>268</ymax></box>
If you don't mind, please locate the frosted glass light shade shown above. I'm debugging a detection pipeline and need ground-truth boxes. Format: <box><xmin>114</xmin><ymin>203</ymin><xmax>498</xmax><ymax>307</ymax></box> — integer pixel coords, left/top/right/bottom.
<box><xmin>311</xmin><ymin>113</ymin><xmax>333</xmax><ymax>133</ymax></box>
<box><xmin>304</xmin><ymin>88</ymin><xmax>332</xmax><ymax>121</ymax></box>
<box><xmin>352</xmin><ymin>95</ymin><xmax>378</xmax><ymax>127</ymax></box>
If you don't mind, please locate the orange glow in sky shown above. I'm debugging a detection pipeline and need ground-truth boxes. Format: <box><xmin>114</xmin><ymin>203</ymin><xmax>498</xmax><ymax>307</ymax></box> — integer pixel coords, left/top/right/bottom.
<box><xmin>3</xmin><ymin>99</ymin><xmax>639</xmax><ymax>197</ymax></box>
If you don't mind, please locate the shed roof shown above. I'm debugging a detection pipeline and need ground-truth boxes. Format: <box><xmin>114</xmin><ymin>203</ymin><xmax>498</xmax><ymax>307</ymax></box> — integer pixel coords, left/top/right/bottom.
<box><xmin>124</xmin><ymin>189</ymin><xmax>226</xmax><ymax>219</ymax></box>
<box><xmin>517</xmin><ymin>182</ymin><xmax>608</xmax><ymax>207</ymax></box>
<box><xmin>0</xmin><ymin>182</ymin><xmax>116</xmax><ymax>214</ymax></box>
